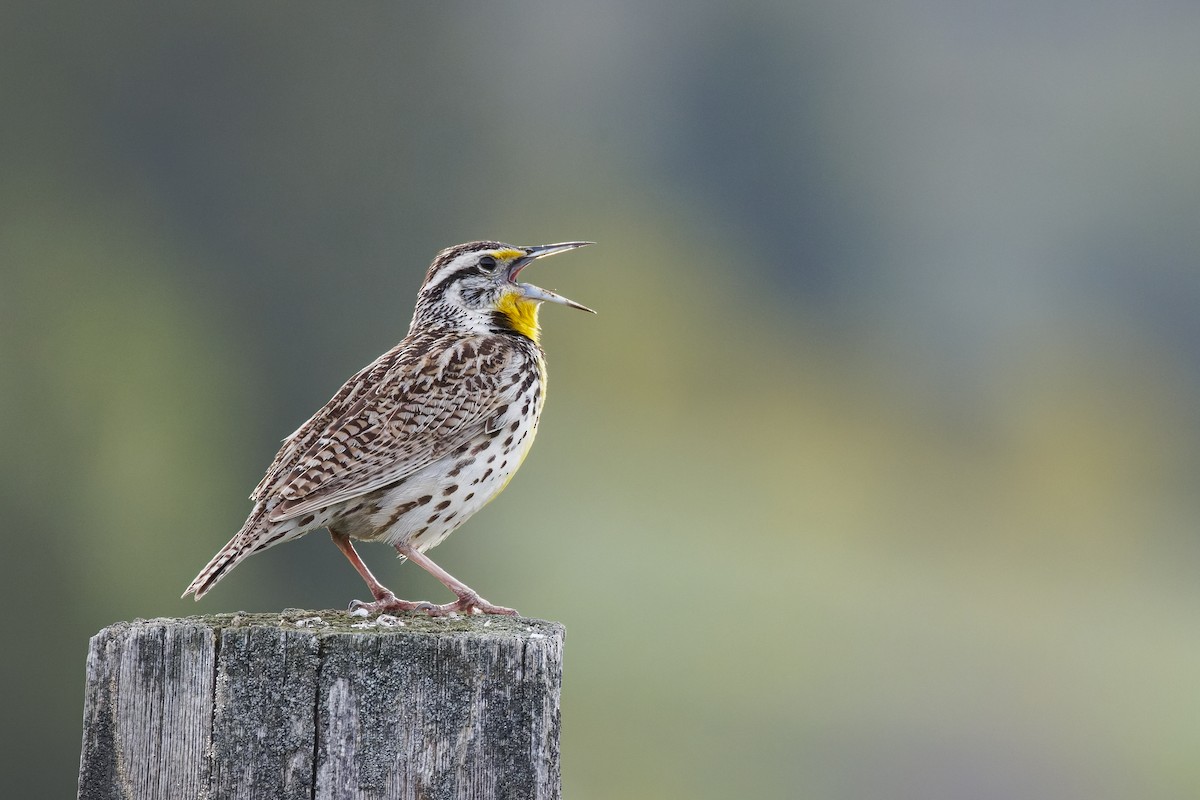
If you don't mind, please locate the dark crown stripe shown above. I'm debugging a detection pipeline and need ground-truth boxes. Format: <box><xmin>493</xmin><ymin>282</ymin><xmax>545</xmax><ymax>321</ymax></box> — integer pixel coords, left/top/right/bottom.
<box><xmin>424</xmin><ymin>240</ymin><xmax>509</xmax><ymax>283</ymax></box>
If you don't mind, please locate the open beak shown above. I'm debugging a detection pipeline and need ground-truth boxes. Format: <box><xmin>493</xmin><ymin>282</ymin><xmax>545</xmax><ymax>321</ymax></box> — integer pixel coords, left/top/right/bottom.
<box><xmin>507</xmin><ymin>242</ymin><xmax>596</xmax><ymax>313</ymax></box>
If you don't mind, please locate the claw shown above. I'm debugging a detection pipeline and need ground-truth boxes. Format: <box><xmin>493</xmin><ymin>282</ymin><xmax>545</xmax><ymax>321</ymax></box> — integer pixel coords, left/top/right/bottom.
<box><xmin>345</xmin><ymin>592</ymin><xmax>517</xmax><ymax>617</ymax></box>
<box><xmin>439</xmin><ymin>591</ymin><xmax>519</xmax><ymax>617</ymax></box>
<box><xmin>348</xmin><ymin>596</ymin><xmax>440</xmax><ymax>616</ymax></box>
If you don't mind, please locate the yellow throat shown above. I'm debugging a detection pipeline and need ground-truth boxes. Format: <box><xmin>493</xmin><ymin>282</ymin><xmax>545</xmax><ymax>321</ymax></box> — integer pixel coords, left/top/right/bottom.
<box><xmin>496</xmin><ymin>291</ymin><xmax>541</xmax><ymax>342</ymax></box>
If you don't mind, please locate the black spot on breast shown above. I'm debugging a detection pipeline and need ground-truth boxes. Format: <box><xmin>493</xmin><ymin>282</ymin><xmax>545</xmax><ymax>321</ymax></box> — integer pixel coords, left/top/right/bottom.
<box><xmin>417</xmin><ymin>495</ymin><xmax>433</xmax><ymax>506</ymax></box>
<box><xmin>385</xmin><ymin>500</ymin><xmax>420</xmax><ymax>527</ymax></box>
<box><xmin>443</xmin><ymin>484</ymin><xmax>458</xmax><ymax>495</ymax></box>
<box><xmin>299</xmin><ymin>514</ymin><xmax>316</xmax><ymax>527</ymax></box>
<box><xmin>509</xmin><ymin>421</ymin><xmax>520</xmax><ymax>432</ymax></box>
<box><xmin>436</xmin><ymin>500</ymin><xmax>452</xmax><ymax>511</ymax></box>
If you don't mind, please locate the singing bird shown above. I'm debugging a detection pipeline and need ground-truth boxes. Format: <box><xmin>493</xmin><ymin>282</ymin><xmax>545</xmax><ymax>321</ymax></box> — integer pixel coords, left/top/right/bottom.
<box><xmin>183</xmin><ymin>241</ymin><xmax>593</xmax><ymax>615</ymax></box>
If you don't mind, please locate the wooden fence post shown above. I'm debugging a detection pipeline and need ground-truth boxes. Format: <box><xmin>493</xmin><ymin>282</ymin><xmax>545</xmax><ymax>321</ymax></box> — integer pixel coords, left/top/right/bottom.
<box><xmin>77</xmin><ymin>611</ymin><xmax>564</xmax><ymax>800</ymax></box>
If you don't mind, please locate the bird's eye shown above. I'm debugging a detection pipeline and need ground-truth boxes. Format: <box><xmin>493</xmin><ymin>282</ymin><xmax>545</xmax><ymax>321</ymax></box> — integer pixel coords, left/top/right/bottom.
<box><xmin>478</xmin><ymin>255</ymin><xmax>497</xmax><ymax>271</ymax></box>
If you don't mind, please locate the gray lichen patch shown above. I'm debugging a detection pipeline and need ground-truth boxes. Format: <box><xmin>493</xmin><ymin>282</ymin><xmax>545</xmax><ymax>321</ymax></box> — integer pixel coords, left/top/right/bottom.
<box><xmin>127</xmin><ymin>609</ymin><xmax>563</xmax><ymax>639</ymax></box>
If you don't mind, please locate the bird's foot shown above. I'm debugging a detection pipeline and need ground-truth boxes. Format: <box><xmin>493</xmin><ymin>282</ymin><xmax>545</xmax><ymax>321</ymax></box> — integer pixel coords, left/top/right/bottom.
<box><xmin>348</xmin><ymin>590</ymin><xmax>517</xmax><ymax>617</ymax></box>
<box><xmin>347</xmin><ymin>593</ymin><xmax>437</xmax><ymax>616</ymax></box>
<box><xmin>428</xmin><ymin>590</ymin><xmax>519</xmax><ymax>617</ymax></box>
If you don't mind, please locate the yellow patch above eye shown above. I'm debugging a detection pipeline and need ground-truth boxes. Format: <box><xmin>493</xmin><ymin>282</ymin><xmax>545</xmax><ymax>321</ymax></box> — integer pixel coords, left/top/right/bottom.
<box><xmin>495</xmin><ymin>291</ymin><xmax>541</xmax><ymax>341</ymax></box>
<box><xmin>492</xmin><ymin>248</ymin><xmax>524</xmax><ymax>262</ymax></box>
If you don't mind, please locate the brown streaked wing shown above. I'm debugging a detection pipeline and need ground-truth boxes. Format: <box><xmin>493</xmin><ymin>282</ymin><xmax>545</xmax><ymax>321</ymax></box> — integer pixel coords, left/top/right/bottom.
<box><xmin>250</xmin><ymin>342</ymin><xmax>404</xmax><ymax>502</ymax></box>
<box><xmin>263</xmin><ymin>337</ymin><xmax>522</xmax><ymax>523</ymax></box>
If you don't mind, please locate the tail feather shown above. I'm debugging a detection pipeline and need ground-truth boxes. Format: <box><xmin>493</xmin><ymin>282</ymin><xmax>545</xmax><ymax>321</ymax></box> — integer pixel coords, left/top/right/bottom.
<box><xmin>183</xmin><ymin>505</ymin><xmax>301</xmax><ymax>600</ymax></box>
<box><xmin>182</xmin><ymin>534</ymin><xmax>256</xmax><ymax>600</ymax></box>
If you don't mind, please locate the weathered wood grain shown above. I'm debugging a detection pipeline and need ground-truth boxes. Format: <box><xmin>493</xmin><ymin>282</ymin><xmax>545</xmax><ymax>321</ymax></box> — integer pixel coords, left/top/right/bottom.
<box><xmin>78</xmin><ymin>611</ymin><xmax>564</xmax><ymax>800</ymax></box>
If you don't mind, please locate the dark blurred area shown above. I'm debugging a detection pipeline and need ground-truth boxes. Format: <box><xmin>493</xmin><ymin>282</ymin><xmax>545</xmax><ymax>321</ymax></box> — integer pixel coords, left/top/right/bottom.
<box><xmin>3</xmin><ymin>2</ymin><xmax>1200</xmax><ymax>798</ymax></box>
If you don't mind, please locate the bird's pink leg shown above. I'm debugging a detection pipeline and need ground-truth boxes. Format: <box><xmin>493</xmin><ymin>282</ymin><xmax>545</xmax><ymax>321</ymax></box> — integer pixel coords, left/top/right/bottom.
<box><xmin>329</xmin><ymin>530</ymin><xmax>435</xmax><ymax>613</ymax></box>
<box><xmin>396</xmin><ymin>543</ymin><xmax>518</xmax><ymax>616</ymax></box>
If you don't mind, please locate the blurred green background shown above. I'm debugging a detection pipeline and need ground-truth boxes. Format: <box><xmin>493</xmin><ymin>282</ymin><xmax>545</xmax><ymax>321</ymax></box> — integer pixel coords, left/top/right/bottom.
<box><xmin>4</xmin><ymin>2</ymin><xmax>1200</xmax><ymax>798</ymax></box>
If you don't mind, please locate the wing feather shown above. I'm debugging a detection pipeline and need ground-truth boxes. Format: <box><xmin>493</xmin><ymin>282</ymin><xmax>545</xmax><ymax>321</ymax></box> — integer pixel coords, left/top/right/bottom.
<box><xmin>256</xmin><ymin>334</ymin><xmax>525</xmax><ymax>523</ymax></box>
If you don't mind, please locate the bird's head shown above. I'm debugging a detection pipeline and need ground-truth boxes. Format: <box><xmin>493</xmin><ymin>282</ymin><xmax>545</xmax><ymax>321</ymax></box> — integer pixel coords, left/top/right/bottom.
<box><xmin>414</xmin><ymin>241</ymin><xmax>594</xmax><ymax>341</ymax></box>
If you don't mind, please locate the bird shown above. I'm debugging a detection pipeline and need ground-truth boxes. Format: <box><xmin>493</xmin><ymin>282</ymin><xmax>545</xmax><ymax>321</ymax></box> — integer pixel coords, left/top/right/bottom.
<box><xmin>183</xmin><ymin>240</ymin><xmax>593</xmax><ymax>616</ymax></box>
